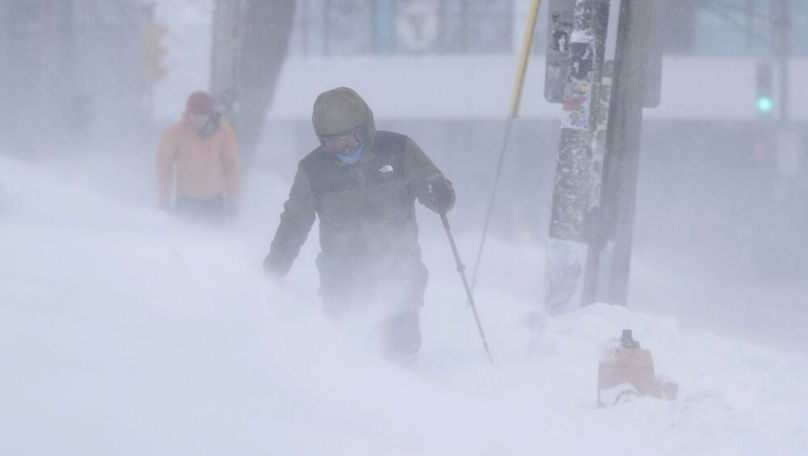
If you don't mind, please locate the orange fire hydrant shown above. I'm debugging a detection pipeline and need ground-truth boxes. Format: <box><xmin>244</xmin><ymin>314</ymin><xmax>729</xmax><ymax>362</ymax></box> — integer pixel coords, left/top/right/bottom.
<box><xmin>597</xmin><ymin>330</ymin><xmax>678</xmax><ymax>407</ymax></box>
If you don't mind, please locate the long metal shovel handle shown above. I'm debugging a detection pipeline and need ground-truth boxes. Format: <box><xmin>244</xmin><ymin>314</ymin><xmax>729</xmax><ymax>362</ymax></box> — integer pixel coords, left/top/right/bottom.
<box><xmin>440</xmin><ymin>212</ymin><xmax>494</xmax><ymax>365</ymax></box>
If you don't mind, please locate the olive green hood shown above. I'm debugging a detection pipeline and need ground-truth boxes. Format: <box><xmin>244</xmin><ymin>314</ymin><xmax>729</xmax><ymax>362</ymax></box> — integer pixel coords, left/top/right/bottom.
<box><xmin>312</xmin><ymin>87</ymin><xmax>376</xmax><ymax>147</ymax></box>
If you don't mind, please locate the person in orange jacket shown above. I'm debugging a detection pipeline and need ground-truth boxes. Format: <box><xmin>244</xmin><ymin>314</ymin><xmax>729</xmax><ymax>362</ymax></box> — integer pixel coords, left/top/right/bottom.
<box><xmin>156</xmin><ymin>91</ymin><xmax>241</xmax><ymax>225</ymax></box>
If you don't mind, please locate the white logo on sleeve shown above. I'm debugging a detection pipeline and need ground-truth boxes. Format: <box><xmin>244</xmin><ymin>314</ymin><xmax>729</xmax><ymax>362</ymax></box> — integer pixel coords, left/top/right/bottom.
<box><xmin>379</xmin><ymin>164</ymin><xmax>394</xmax><ymax>173</ymax></box>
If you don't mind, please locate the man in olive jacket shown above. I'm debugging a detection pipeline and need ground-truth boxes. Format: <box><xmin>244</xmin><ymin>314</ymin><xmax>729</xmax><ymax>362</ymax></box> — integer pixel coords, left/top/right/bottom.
<box><xmin>263</xmin><ymin>87</ymin><xmax>455</xmax><ymax>362</ymax></box>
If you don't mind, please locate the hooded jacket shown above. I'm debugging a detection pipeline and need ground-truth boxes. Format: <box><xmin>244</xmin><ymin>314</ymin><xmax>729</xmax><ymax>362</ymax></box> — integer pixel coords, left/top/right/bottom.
<box><xmin>156</xmin><ymin>112</ymin><xmax>241</xmax><ymax>204</ymax></box>
<box><xmin>265</xmin><ymin>87</ymin><xmax>450</xmax><ymax>277</ymax></box>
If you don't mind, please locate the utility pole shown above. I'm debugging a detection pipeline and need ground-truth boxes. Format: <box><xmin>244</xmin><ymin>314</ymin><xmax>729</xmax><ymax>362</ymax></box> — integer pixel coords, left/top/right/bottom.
<box><xmin>593</xmin><ymin>0</ymin><xmax>658</xmax><ymax>306</ymax></box>
<box><xmin>766</xmin><ymin>0</ymin><xmax>799</xmax><ymax>203</ymax></box>
<box><xmin>771</xmin><ymin>0</ymin><xmax>790</xmax><ymax>125</ymax></box>
<box><xmin>544</xmin><ymin>0</ymin><xmax>611</xmax><ymax>315</ymax></box>
<box><xmin>771</xmin><ymin>0</ymin><xmax>796</xmax><ymax>197</ymax></box>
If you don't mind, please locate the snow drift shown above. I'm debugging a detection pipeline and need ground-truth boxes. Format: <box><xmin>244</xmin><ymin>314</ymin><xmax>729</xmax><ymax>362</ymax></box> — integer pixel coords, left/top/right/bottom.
<box><xmin>1</xmin><ymin>155</ymin><xmax>807</xmax><ymax>455</ymax></box>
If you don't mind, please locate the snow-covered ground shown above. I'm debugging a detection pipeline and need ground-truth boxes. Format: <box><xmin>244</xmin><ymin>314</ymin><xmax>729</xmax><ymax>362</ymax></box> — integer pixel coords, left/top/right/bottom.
<box><xmin>2</xmin><ymin>1</ymin><xmax>806</xmax><ymax>453</ymax></box>
<box><xmin>2</xmin><ymin>154</ymin><xmax>807</xmax><ymax>456</ymax></box>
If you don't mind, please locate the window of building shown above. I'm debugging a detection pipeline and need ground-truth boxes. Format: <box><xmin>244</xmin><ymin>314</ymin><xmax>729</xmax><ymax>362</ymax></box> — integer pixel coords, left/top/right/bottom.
<box><xmin>667</xmin><ymin>0</ymin><xmax>806</xmax><ymax>57</ymax></box>
<box><xmin>290</xmin><ymin>0</ymin><xmax>513</xmax><ymax>56</ymax></box>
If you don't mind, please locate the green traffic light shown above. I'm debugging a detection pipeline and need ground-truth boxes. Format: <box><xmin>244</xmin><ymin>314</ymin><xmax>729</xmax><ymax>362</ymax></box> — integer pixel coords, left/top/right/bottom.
<box><xmin>757</xmin><ymin>96</ymin><xmax>773</xmax><ymax>114</ymax></box>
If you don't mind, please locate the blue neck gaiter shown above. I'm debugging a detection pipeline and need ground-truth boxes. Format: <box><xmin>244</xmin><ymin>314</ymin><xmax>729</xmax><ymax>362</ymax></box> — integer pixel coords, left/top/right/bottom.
<box><xmin>337</xmin><ymin>144</ymin><xmax>365</xmax><ymax>165</ymax></box>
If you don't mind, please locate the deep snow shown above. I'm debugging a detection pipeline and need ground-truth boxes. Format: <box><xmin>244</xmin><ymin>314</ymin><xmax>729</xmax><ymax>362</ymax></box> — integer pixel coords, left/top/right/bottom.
<box><xmin>1</xmin><ymin>154</ymin><xmax>807</xmax><ymax>456</ymax></box>
<box><xmin>2</xmin><ymin>1</ymin><xmax>807</xmax><ymax>453</ymax></box>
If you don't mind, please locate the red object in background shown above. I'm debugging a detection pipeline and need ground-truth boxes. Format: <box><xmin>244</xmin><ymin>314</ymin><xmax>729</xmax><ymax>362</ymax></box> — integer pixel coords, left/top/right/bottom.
<box><xmin>597</xmin><ymin>330</ymin><xmax>678</xmax><ymax>407</ymax></box>
<box><xmin>186</xmin><ymin>91</ymin><xmax>214</xmax><ymax>115</ymax></box>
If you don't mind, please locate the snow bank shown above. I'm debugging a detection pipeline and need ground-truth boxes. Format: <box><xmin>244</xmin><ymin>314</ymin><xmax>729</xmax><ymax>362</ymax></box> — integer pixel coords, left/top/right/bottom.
<box><xmin>1</xmin><ymin>155</ymin><xmax>807</xmax><ymax>455</ymax></box>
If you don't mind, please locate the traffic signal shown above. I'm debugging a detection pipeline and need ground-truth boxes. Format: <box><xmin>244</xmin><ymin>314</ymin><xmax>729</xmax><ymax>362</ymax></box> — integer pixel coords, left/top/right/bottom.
<box><xmin>142</xmin><ymin>20</ymin><xmax>168</xmax><ymax>85</ymax></box>
<box><xmin>756</xmin><ymin>62</ymin><xmax>773</xmax><ymax>117</ymax></box>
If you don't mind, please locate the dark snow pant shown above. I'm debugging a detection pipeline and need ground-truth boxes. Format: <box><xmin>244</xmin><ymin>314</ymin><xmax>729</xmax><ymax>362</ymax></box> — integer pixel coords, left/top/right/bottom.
<box><xmin>317</xmin><ymin>253</ymin><xmax>428</xmax><ymax>362</ymax></box>
<box><xmin>175</xmin><ymin>196</ymin><xmax>226</xmax><ymax>227</ymax></box>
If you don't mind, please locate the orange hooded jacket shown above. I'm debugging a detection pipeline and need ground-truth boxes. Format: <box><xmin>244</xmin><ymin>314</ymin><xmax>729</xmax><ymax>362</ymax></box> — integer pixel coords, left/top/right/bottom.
<box><xmin>156</xmin><ymin>112</ymin><xmax>241</xmax><ymax>205</ymax></box>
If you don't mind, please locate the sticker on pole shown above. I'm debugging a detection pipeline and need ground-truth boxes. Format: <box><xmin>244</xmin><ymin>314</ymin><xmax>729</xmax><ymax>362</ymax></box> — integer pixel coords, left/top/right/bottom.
<box><xmin>545</xmin><ymin>0</ymin><xmax>575</xmax><ymax>103</ymax></box>
<box><xmin>561</xmin><ymin>31</ymin><xmax>595</xmax><ymax>130</ymax></box>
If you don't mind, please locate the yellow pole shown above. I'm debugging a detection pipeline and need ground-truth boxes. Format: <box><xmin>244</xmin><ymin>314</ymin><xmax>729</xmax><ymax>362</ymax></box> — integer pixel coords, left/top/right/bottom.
<box><xmin>471</xmin><ymin>0</ymin><xmax>545</xmax><ymax>289</ymax></box>
<box><xmin>509</xmin><ymin>0</ymin><xmax>543</xmax><ymax>118</ymax></box>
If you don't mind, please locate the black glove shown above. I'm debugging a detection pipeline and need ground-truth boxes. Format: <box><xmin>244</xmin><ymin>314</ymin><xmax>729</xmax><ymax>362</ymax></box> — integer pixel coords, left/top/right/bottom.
<box><xmin>421</xmin><ymin>178</ymin><xmax>455</xmax><ymax>214</ymax></box>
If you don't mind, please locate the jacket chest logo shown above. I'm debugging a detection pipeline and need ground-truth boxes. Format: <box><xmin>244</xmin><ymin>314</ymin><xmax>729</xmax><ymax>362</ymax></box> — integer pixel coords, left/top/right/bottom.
<box><xmin>379</xmin><ymin>164</ymin><xmax>394</xmax><ymax>173</ymax></box>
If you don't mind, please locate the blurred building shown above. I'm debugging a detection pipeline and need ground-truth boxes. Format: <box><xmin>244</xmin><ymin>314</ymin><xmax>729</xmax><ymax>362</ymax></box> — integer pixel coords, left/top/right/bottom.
<box><xmin>261</xmin><ymin>0</ymin><xmax>808</xmax><ymax>285</ymax></box>
<box><xmin>664</xmin><ymin>0</ymin><xmax>808</xmax><ymax>56</ymax></box>
<box><xmin>288</xmin><ymin>0</ymin><xmax>808</xmax><ymax>57</ymax></box>
<box><xmin>290</xmin><ymin>0</ymin><xmax>513</xmax><ymax>55</ymax></box>
<box><xmin>0</xmin><ymin>0</ymin><xmax>146</xmax><ymax>155</ymax></box>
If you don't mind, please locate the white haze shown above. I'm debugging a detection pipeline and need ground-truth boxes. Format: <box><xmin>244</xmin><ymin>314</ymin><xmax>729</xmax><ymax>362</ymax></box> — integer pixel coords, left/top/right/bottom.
<box><xmin>2</xmin><ymin>0</ymin><xmax>807</xmax><ymax>455</ymax></box>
